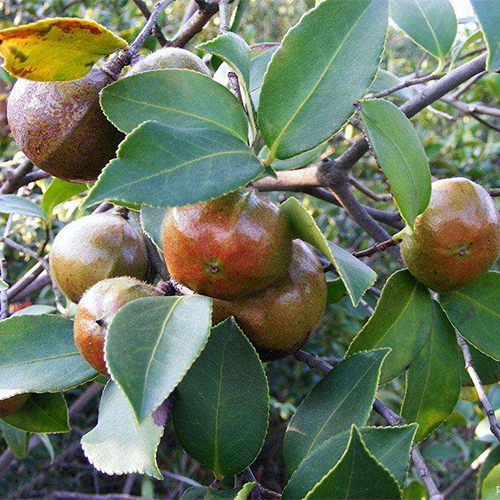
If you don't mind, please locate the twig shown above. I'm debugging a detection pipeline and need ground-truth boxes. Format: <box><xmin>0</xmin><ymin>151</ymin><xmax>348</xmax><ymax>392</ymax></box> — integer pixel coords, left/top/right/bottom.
<box><xmin>5</xmin><ymin>263</ymin><xmax>44</xmax><ymax>301</ymax></box>
<box><xmin>122</xmin><ymin>474</ymin><xmax>136</xmax><ymax>495</ymax></box>
<box><xmin>93</xmin><ymin>202</ymin><xmax>114</xmax><ymax>214</ymax></box>
<box><xmin>228</xmin><ymin>72</ymin><xmax>243</xmax><ymax>103</ymax></box>
<box><xmin>489</xmin><ymin>188</ymin><xmax>500</xmax><ymax>197</ymax></box>
<box><xmin>218</xmin><ymin>0</ymin><xmax>230</xmax><ymax>32</ymax></box>
<box><xmin>0</xmin><ymin>160</ymin><xmax>33</xmax><ymax>195</ymax></box>
<box><xmin>253</xmin><ymin>167</ymin><xmax>320</xmax><ymax>191</ymax></box>
<box><xmin>371</xmin><ymin>72</ymin><xmax>439</xmax><ymax>99</ymax></box>
<box><xmin>21</xmin><ymin>170</ymin><xmax>51</xmax><ymax>184</ymax></box>
<box><xmin>441</xmin><ymin>95</ymin><xmax>500</xmax><ymax>118</ymax></box>
<box><xmin>7</xmin><ymin>273</ymin><xmax>50</xmax><ymax>301</ymax></box>
<box><xmin>352</xmin><ymin>237</ymin><xmax>399</xmax><ymax>259</ymax></box>
<box><xmin>349</xmin><ymin>176</ymin><xmax>392</xmax><ymax>202</ymax></box>
<box><xmin>131</xmin><ymin>0</ymin><xmax>168</xmax><ymax>46</ymax></box>
<box><xmin>169</xmin><ymin>1</ymin><xmax>219</xmax><ymax>47</ymax></box>
<box><xmin>451</xmin><ymin>71</ymin><xmax>486</xmax><ymax>99</ymax></box>
<box><xmin>456</xmin><ymin>331</ymin><xmax>500</xmax><ymax>443</ymax></box>
<box><xmin>470</xmin><ymin>113</ymin><xmax>500</xmax><ymax>133</ymax></box>
<box><xmin>243</xmin><ymin>468</ymin><xmax>281</xmax><ymax>499</ymax></box>
<box><xmin>0</xmin><ymin>215</ymin><xmax>12</xmax><ymax>319</ymax></box>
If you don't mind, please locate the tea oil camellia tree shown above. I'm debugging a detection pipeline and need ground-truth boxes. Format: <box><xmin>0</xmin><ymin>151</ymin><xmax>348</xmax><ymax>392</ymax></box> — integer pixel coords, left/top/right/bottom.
<box><xmin>2</xmin><ymin>0</ymin><xmax>500</xmax><ymax>498</ymax></box>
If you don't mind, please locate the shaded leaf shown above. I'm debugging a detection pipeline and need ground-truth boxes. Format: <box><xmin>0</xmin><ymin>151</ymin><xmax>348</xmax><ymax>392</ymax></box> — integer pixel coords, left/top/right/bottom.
<box><xmin>84</xmin><ymin>122</ymin><xmax>264</xmax><ymax>209</ymax></box>
<box><xmin>249</xmin><ymin>45</ymin><xmax>278</xmax><ymax>107</ymax></box>
<box><xmin>326</xmin><ymin>279</ymin><xmax>347</xmax><ymax>304</ymax></box>
<box><xmin>259</xmin><ymin>143</ymin><xmax>328</xmax><ymax>171</ymax></box>
<box><xmin>281</xmin><ymin>197</ymin><xmax>376</xmax><ymax>306</ymax></box>
<box><xmin>358</xmin><ymin>99</ymin><xmax>431</xmax><ymax>228</ymax></box>
<box><xmin>258</xmin><ymin>0</ymin><xmax>388</xmax><ymax>160</ymax></box>
<box><xmin>181</xmin><ymin>487</ymin><xmax>252</xmax><ymax>500</ymax></box>
<box><xmin>0</xmin><ymin>420</ymin><xmax>29</xmax><ymax>459</ymax></box>
<box><xmin>41</xmin><ymin>178</ymin><xmax>87</xmax><ymax>219</ymax></box>
<box><xmin>0</xmin><ymin>194</ymin><xmax>44</xmax><ymax>219</ymax></box>
<box><xmin>105</xmin><ymin>295</ymin><xmax>212</xmax><ymax>423</ymax></box>
<box><xmin>461</xmin><ymin>342</ymin><xmax>500</xmax><ymax>387</ymax></box>
<box><xmin>477</xmin><ymin>445</ymin><xmax>500</xmax><ymax>497</ymax></box>
<box><xmin>140</xmin><ymin>206</ymin><xmax>166</xmax><ymax>250</ymax></box>
<box><xmin>0</xmin><ymin>315</ymin><xmax>96</xmax><ymax>399</ymax></box>
<box><xmin>469</xmin><ymin>4</ymin><xmax>499</xmax><ymax>70</ymax></box>
<box><xmin>283</xmin><ymin>349</ymin><xmax>390</xmax><ymax>474</ymax></box>
<box><xmin>173</xmin><ymin>319</ymin><xmax>269</xmax><ymax>478</ymax></box>
<box><xmin>346</xmin><ymin>270</ymin><xmax>433</xmax><ymax>384</ymax></box>
<box><xmin>0</xmin><ymin>18</ymin><xmax>127</xmax><ymax>81</ymax></box>
<box><xmin>81</xmin><ymin>381</ymin><xmax>163</xmax><ymax>479</ymax></box>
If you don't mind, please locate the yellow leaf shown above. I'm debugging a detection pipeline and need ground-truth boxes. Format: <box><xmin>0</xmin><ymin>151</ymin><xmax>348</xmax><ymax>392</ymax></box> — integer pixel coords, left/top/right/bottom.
<box><xmin>0</xmin><ymin>18</ymin><xmax>128</xmax><ymax>81</ymax></box>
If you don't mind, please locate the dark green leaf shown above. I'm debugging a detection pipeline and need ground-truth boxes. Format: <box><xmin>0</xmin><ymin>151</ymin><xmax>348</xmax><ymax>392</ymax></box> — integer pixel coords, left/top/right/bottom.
<box><xmin>249</xmin><ymin>45</ymin><xmax>278</xmax><ymax>108</ymax></box>
<box><xmin>470</xmin><ymin>2</ymin><xmax>499</xmax><ymax>70</ymax></box>
<box><xmin>326</xmin><ymin>279</ymin><xmax>347</xmax><ymax>304</ymax></box>
<box><xmin>2</xmin><ymin>393</ymin><xmax>70</xmax><ymax>433</ymax></box>
<box><xmin>181</xmin><ymin>483</ymin><xmax>257</xmax><ymax>500</ymax></box>
<box><xmin>0</xmin><ymin>420</ymin><xmax>29</xmax><ymax>458</ymax></box>
<box><xmin>283</xmin><ymin>349</ymin><xmax>390</xmax><ymax>474</ymax></box>
<box><xmin>259</xmin><ymin>143</ymin><xmax>328</xmax><ymax>171</ymax></box>
<box><xmin>41</xmin><ymin>178</ymin><xmax>87</xmax><ymax>219</ymax></box>
<box><xmin>0</xmin><ymin>194</ymin><xmax>44</xmax><ymax>219</ymax></box>
<box><xmin>461</xmin><ymin>342</ymin><xmax>500</xmax><ymax>387</ymax></box>
<box><xmin>84</xmin><ymin>122</ymin><xmax>264</xmax><ymax>209</ymax></box>
<box><xmin>106</xmin><ymin>295</ymin><xmax>212</xmax><ymax>423</ymax></box>
<box><xmin>401</xmin><ymin>303</ymin><xmax>461</xmax><ymax>442</ymax></box>
<box><xmin>0</xmin><ymin>315</ymin><xmax>96</xmax><ymax>399</ymax></box>
<box><xmin>140</xmin><ymin>206</ymin><xmax>166</xmax><ymax>250</ymax></box>
<box><xmin>258</xmin><ymin>0</ymin><xmax>388</xmax><ymax>160</ymax></box>
<box><xmin>346</xmin><ymin>270</ymin><xmax>433</xmax><ymax>384</ymax></box>
<box><xmin>173</xmin><ymin>319</ymin><xmax>269</xmax><ymax>478</ymax></box>
<box><xmin>439</xmin><ymin>272</ymin><xmax>500</xmax><ymax>361</ymax></box>
<box><xmin>81</xmin><ymin>381</ymin><xmax>164</xmax><ymax>479</ymax></box>
<box><xmin>358</xmin><ymin>99</ymin><xmax>431</xmax><ymax>228</ymax></box>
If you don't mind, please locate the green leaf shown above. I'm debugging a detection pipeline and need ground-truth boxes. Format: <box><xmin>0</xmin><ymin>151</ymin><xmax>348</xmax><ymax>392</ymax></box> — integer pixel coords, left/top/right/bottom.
<box><xmin>326</xmin><ymin>279</ymin><xmax>347</xmax><ymax>304</ymax></box>
<box><xmin>358</xmin><ymin>99</ymin><xmax>431</xmax><ymax>228</ymax></box>
<box><xmin>105</xmin><ymin>295</ymin><xmax>212</xmax><ymax>423</ymax></box>
<box><xmin>471</xmin><ymin>2</ymin><xmax>500</xmax><ymax>71</ymax></box>
<box><xmin>181</xmin><ymin>487</ymin><xmax>254</xmax><ymax>500</ymax></box>
<box><xmin>283</xmin><ymin>349</ymin><xmax>390</xmax><ymax>474</ymax></box>
<box><xmin>280</xmin><ymin>197</ymin><xmax>376</xmax><ymax>306</ymax></box>
<box><xmin>390</xmin><ymin>0</ymin><xmax>457</xmax><ymax>63</ymax></box>
<box><xmin>259</xmin><ymin>143</ymin><xmax>328</xmax><ymax>171</ymax></box>
<box><xmin>346</xmin><ymin>270</ymin><xmax>433</xmax><ymax>384</ymax></box>
<box><xmin>477</xmin><ymin>445</ymin><xmax>500</xmax><ymax>497</ymax></box>
<box><xmin>482</xmin><ymin>463</ymin><xmax>500</xmax><ymax>500</ymax></box>
<box><xmin>283</xmin><ymin>425</ymin><xmax>416</xmax><ymax>499</ymax></box>
<box><xmin>370</xmin><ymin>70</ymin><xmax>415</xmax><ymax>100</ymax></box>
<box><xmin>10</xmin><ymin>304</ymin><xmax>56</xmax><ymax>316</ymax></box>
<box><xmin>100</xmin><ymin>69</ymin><xmax>248</xmax><ymax>141</ymax></box>
<box><xmin>2</xmin><ymin>393</ymin><xmax>70</xmax><ymax>434</ymax></box>
<box><xmin>249</xmin><ymin>46</ymin><xmax>278</xmax><ymax>108</ymax></box>
<box><xmin>439</xmin><ymin>272</ymin><xmax>500</xmax><ymax>361</ymax></box>
<box><xmin>173</xmin><ymin>319</ymin><xmax>269</xmax><ymax>478</ymax></box>
<box><xmin>0</xmin><ymin>420</ymin><xmax>29</xmax><ymax>458</ymax></box>
<box><xmin>84</xmin><ymin>122</ymin><xmax>264</xmax><ymax>209</ymax></box>
<box><xmin>41</xmin><ymin>178</ymin><xmax>87</xmax><ymax>219</ymax></box>
<box><xmin>0</xmin><ymin>194</ymin><xmax>44</xmax><ymax>219</ymax></box>
<box><xmin>258</xmin><ymin>0</ymin><xmax>388</xmax><ymax>160</ymax></box>
<box><xmin>140</xmin><ymin>206</ymin><xmax>166</xmax><ymax>250</ymax></box>
<box><xmin>0</xmin><ymin>315</ymin><xmax>96</xmax><ymax>399</ymax></box>
<box><xmin>81</xmin><ymin>381</ymin><xmax>163</xmax><ymax>479</ymax></box>
<box><xmin>461</xmin><ymin>342</ymin><xmax>500</xmax><ymax>387</ymax></box>
<box><xmin>304</xmin><ymin>426</ymin><xmax>402</xmax><ymax>499</ymax></box>
<box><xmin>401</xmin><ymin>303</ymin><xmax>461</xmax><ymax>442</ymax></box>
<box><xmin>450</xmin><ymin>30</ymin><xmax>482</xmax><ymax>71</ymax></box>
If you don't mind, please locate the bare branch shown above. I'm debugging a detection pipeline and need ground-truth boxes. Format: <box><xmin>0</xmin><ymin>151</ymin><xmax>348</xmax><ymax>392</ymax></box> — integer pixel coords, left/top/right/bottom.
<box><xmin>131</xmin><ymin>0</ymin><xmax>168</xmax><ymax>47</ymax></box>
<box><xmin>0</xmin><ymin>160</ymin><xmax>33</xmax><ymax>195</ymax></box>
<box><xmin>349</xmin><ymin>176</ymin><xmax>392</xmax><ymax>202</ymax></box>
<box><xmin>218</xmin><ymin>0</ymin><xmax>230</xmax><ymax>32</ymax></box>
<box><xmin>253</xmin><ymin>167</ymin><xmax>320</xmax><ymax>191</ymax></box>
<box><xmin>441</xmin><ymin>95</ymin><xmax>500</xmax><ymax>118</ymax></box>
<box><xmin>371</xmin><ymin>72</ymin><xmax>439</xmax><ymax>99</ymax></box>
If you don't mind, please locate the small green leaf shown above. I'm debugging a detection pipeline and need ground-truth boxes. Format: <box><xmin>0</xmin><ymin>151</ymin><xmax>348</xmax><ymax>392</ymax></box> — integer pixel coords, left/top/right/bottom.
<box><xmin>482</xmin><ymin>463</ymin><xmax>500</xmax><ymax>500</ymax></box>
<box><xmin>2</xmin><ymin>393</ymin><xmax>70</xmax><ymax>434</ymax></box>
<box><xmin>41</xmin><ymin>178</ymin><xmax>87</xmax><ymax>219</ymax></box>
<box><xmin>0</xmin><ymin>315</ymin><xmax>96</xmax><ymax>399</ymax></box>
<box><xmin>304</xmin><ymin>426</ymin><xmax>402</xmax><ymax>499</ymax></box>
<box><xmin>283</xmin><ymin>424</ymin><xmax>416</xmax><ymax>499</ymax></box>
<box><xmin>0</xmin><ymin>194</ymin><xmax>45</xmax><ymax>219</ymax></box>
<box><xmin>0</xmin><ymin>420</ymin><xmax>29</xmax><ymax>459</ymax></box>
<box><xmin>461</xmin><ymin>342</ymin><xmax>500</xmax><ymax>387</ymax></box>
<box><xmin>105</xmin><ymin>295</ymin><xmax>212</xmax><ymax>423</ymax></box>
<box><xmin>280</xmin><ymin>197</ymin><xmax>376</xmax><ymax>306</ymax></box>
<box><xmin>140</xmin><ymin>206</ymin><xmax>166</xmax><ymax>250</ymax></box>
<box><xmin>283</xmin><ymin>349</ymin><xmax>390</xmax><ymax>474</ymax></box>
<box><xmin>439</xmin><ymin>272</ymin><xmax>500</xmax><ymax>361</ymax></box>
<box><xmin>259</xmin><ymin>143</ymin><xmax>328</xmax><ymax>171</ymax></box>
<box><xmin>358</xmin><ymin>99</ymin><xmax>431</xmax><ymax>228</ymax></box>
<box><xmin>401</xmin><ymin>303</ymin><xmax>461</xmax><ymax>442</ymax></box>
<box><xmin>390</xmin><ymin>0</ymin><xmax>457</xmax><ymax>63</ymax></box>
<box><xmin>173</xmin><ymin>319</ymin><xmax>269</xmax><ymax>478</ymax></box>
<box><xmin>258</xmin><ymin>0</ymin><xmax>388</xmax><ymax>160</ymax></box>
<box><xmin>346</xmin><ymin>270</ymin><xmax>433</xmax><ymax>384</ymax></box>
<box><xmin>84</xmin><ymin>122</ymin><xmax>264</xmax><ymax>209</ymax></box>
<box><xmin>81</xmin><ymin>381</ymin><xmax>163</xmax><ymax>479</ymax></box>
<box><xmin>101</xmin><ymin>69</ymin><xmax>248</xmax><ymax>141</ymax></box>
<box><xmin>472</xmin><ymin>0</ymin><xmax>500</xmax><ymax>71</ymax></box>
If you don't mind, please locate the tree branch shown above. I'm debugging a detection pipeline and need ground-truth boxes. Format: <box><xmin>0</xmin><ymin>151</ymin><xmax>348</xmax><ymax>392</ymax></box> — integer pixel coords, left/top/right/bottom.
<box><xmin>0</xmin><ymin>160</ymin><xmax>33</xmax><ymax>195</ymax></box>
<box><xmin>371</xmin><ymin>72</ymin><xmax>439</xmax><ymax>99</ymax></box>
<box><xmin>131</xmin><ymin>0</ymin><xmax>168</xmax><ymax>47</ymax></box>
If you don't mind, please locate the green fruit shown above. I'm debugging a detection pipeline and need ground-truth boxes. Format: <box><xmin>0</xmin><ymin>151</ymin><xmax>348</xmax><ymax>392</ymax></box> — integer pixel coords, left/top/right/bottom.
<box><xmin>50</xmin><ymin>213</ymin><xmax>149</xmax><ymax>303</ymax></box>
<box><xmin>7</xmin><ymin>67</ymin><xmax>123</xmax><ymax>183</ymax></box>
<box><xmin>127</xmin><ymin>47</ymin><xmax>211</xmax><ymax>76</ymax></box>
<box><xmin>401</xmin><ymin>177</ymin><xmax>500</xmax><ymax>292</ymax></box>
<box><xmin>162</xmin><ymin>189</ymin><xmax>292</xmax><ymax>300</ymax></box>
<box><xmin>213</xmin><ymin>240</ymin><xmax>327</xmax><ymax>361</ymax></box>
<box><xmin>0</xmin><ymin>393</ymin><xmax>30</xmax><ymax>418</ymax></box>
<box><xmin>74</xmin><ymin>277</ymin><xmax>159</xmax><ymax>376</ymax></box>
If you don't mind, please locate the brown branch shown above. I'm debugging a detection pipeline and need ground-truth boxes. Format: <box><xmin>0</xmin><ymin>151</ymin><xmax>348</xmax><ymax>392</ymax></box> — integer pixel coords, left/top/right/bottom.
<box><xmin>441</xmin><ymin>95</ymin><xmax>500</xmax><ymax>118</ymax></box>
<box><xmin>349</xmin><ymin>176</ymin><xmax>392</xmax><ymax>202</ymax></box>
<box><xmin>352</xmin><ymin>237</ymin><xmax>399</xmax><ymax>259</ymax></box>
<box><xmin>0</xmin><ymin>160</ymin><xmax>33</xmax><ymax>195</ymax></box>
<box><xmin>8</xmin><ymin>273</ymin><xmax>50</xmax><ymax>301</ymax></box>
<box><xmin>131</xmin><ymin>0</ymin><xmax>168</xmax><ymax>47</ymax></box>
<box><xmin>371</xmin><ymin>72</ymin><xmax>439</xmax><ymax>99</ymax></box>
<box><xmin>489</xmin><ymin>188</ymin><xmax>500</xmax><ymax>197</ymax></box>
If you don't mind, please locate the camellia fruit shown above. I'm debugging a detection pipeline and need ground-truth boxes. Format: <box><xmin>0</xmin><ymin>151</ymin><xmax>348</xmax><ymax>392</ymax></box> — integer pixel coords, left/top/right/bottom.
<box><xmin>7</xmin><ymin>67</ymin><xmax>123</xmax><ymax>183</ymax></box>
<box><xmin>50</xmin><ymin>213</ymin><xmax>149</xmax><ymax>303</ymax></box>
<box><xmin>127</xmin><ymin>47</ymin><xmax>211</xmax><ymax>76</ymax></box>
<box><xmin>162</xmin><ymin>189</ymin><xmax>292</xmax><ymax>300</ymax></box>
<box><xmin>212</xmin><ymin>240</ymin><xmax>327</xmax><ymax>361</ymax></box>
<box><xmin>401</xmin><ymin>177</ymin><xmax>500</xmax><ymax>292</ymax></box>
<box><xmin>0</xmin><ymin>393</ymin><xmax>30</xmax><ymax>418</ymax></box>
<box><xmin>74</xmin><ymin>277</ymin><xmax>159</xmax><ymax>376</ymax></box>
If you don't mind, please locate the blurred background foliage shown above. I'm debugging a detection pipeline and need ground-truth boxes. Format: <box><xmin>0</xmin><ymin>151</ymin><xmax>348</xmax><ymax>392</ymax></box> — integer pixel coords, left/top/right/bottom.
<box><xmin>0</xmin><ymin>0</ymin><xmax>498</xmax><ymax>498</ymax></box>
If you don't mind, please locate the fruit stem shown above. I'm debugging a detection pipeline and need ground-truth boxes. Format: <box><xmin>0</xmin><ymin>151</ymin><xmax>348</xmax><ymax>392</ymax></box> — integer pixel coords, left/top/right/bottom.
<box><xmin>392</xmin><ymin>225</ymin><xmax>412</xmax><ymax>242</ymax></box>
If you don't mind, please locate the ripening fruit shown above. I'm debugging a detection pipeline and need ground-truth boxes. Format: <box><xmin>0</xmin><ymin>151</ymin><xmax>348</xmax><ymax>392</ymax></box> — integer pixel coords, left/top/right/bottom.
<box><xmin>0</xmin><ymin>393</ymin><xmax>30</xmax><ymax>418</ymax></box>
<box><xmin>7</xmin><ymin>67</ymin><xmax>123</xmax><ymax>183</ymax></box>
<box><xmin>162</xmin><ymin>189</ymin><xmax>293</xmax><ymax>300</ymax></box>
<box><xmin>74</xmin><ymin>277</ymin><xmax>159</xmax><ymax>376</ymax></box>
<box><xmin>212</xmin><ymin>240</ymin><xmax>327</xmax><ymax>361</ymax></box>
<box><xmin>50</xmin><ymin>213</ymin><xmax>149</xmax><ymax>303</ymax></box>
<box><xmin>401</xmin><ymin>177</ymin><xmax>500</xmax><ymax>292</ymax></box>
<box><xmin>127</xmin><ymin>47</ymin><xmax>211</xmax><ymax>76</ymax></box>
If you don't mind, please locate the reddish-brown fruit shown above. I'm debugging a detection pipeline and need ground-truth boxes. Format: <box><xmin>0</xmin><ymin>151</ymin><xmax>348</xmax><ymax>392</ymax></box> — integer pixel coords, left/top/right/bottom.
<box><xmin>0</xmin><ymin>393</ymin><xmax>30</xmax><ymax>418</ymax></box>
<box><xmin>7</xmin><ymin>67</ymin><xmax>123</xmax><ymax>183</ymax></box>
<box><xmin>401</xmin><ymin>177</ymin><xmax>500</xmax><ymax>292</ymax></box>
<box><xmin>127</xmin><ymin>47</ymin><xmax>211</xmax><ymax>76</ymax></box>
<box><xmin>212</xmin><ymin>240</ymin><xmax>327</xmax><ymax>361</ymax></box>
<box><xmin>74</xmin><ymin>277</ymin><xmax>160</xmax><ymax>376</ymax></box>
<box><xmin>162</xmin><ymin>189</ymin><xmax>292</xmax><ymax>300</ymax></box>
<box><xmin>50</xmin><ymin>213</ymin><xmax>149</xmax><ymax>304</ymax></box>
